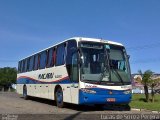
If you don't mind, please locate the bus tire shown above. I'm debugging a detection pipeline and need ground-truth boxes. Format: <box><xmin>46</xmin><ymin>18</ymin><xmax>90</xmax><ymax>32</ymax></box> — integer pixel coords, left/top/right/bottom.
<box><xmin>23</xmin><ymin>85</ymin><xmax>28</xmax><ymax>100</ymax></box>
<box><xmin>95</xmin><ymin>104</ymin><xmax>104</xmax><ymax>109</ymax></box>
<box><xmin>55</xmin><ymin>87</ymin><xmax>64</xmax><ymax>108</ymax></box>
<box><xmin>124</xmin><ymin>104</ymin><xmax>131</xmax><ymax>111</ymax></box>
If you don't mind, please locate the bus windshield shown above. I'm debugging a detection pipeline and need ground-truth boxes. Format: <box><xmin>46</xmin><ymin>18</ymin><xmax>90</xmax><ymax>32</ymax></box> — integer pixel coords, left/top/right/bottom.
<box><xmin>80</xmin><ymin>42</ymin><xmax>131</xmax><ymax>85</ymax></box>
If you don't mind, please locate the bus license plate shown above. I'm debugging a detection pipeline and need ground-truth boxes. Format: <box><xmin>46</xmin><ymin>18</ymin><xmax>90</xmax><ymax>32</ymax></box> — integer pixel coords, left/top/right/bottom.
<box><xmin>107</xmin><ymin>98</ymin><xmax>116</xmax><ymax>102</ymax></box>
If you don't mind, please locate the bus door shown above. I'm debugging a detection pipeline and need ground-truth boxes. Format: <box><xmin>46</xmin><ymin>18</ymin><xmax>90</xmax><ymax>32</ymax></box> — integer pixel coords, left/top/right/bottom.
<box><xmin>69</xmin><ymin>52</ymin><xmax>79</xmax><ymax>104</ymax></box>
<box><xmin>66</xmin><ymin>40</ymin><xmax>79</xmax><ymax>104</ymax></box>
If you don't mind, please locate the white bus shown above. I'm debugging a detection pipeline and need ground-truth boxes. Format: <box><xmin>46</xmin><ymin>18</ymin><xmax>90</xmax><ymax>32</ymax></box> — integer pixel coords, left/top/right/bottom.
<box><xmin>17</xmin><ymin>37</ymin><xmax>132</xmax><ymax>108</ymax></box>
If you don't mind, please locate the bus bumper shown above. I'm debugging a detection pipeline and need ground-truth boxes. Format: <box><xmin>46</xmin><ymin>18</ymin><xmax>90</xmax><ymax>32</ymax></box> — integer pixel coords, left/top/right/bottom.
<box><xmin>79</xmin><ymin>89</ymin><xmax>132</xmax><ymax>105</ymax></box>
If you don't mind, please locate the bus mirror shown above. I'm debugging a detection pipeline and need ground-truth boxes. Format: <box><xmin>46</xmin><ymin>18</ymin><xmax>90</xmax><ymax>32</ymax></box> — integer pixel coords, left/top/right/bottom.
<box><xmin>77</xmin><ymin>50</ymin><xmax>82</xmax><ymax>66</ymax></box>
<box><xmin>127</xmin><ymin>55</ymin><xmax>130</xmax><ymax>59</ymax></box>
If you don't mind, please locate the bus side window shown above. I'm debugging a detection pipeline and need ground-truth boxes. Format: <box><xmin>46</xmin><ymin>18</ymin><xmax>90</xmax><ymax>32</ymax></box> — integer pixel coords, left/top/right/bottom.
<box><xmin>55</xmin><ymin>44</ymin><xmax>65</xmax><ymax>66</ymax></box>
<box><xmin>23</xmin><ymin>59</ymin><xmax>25</xmax><ymax>72</ymax></box>
<box><xmin>71</xmin><ymin>52</ymin><xmax>78</xmax><ymax>82</ymax></box>
<box><xmin>21</xmin><ymin>61</ymin><xmax>24</xmax><ymax>73</ymax></box>
<box><xmin>20</xmin><ymin>61</ymin><xmax>22</xmax><ymax>73</ymax></box>
<box><xmin>39</xmin><ymin>51</ymin><xmax>47</xmax><ymax>69</ymax></box>
<box><xmin>29</xmin><ymin>56</ymin><xmax>34</xmax><ymax>71</ymax></box>
<box><xmin>22</xmin><ymin>60</ymin><xmax>24</xmax><ymax>72</ymax></box>
<box><xmin>66</xmin><ymin>40</ymin><xmax>78</xmax><ymax>80</ymax></box>
<box><xmin>27</xmin><ymin>58</ymin><xmax>30</xmax><ymax>72</ymax></box>
<box><xmin>53</xmin><ymin>48</ymin><xmax>56</xmax><ymax>66</ymax></box>
<box><xmin>24</xmin><ymin>59</ymin><xmax>28</xmax><ymax>72</ymax></box>
<box><xmin>26</xmin><ymin>59</ymin><xmax>29</xmax><ymax>72</ymax></box>
<box><xmin>47</xmin><ymin>48</ymin><xmax>54</xmax><ymax>68</ymax></box>
<box><xmin>24</xmin><ymin>60</ymin><xmax>26</xmax><ymax>72</ymax></box>
<box><xmin>64</xmin><ymin>43</ymin><xmax>67</xmax><ymax>64</ymax></box>
<box><xmin>18</xmin><ymin>61</ymin><xmax>21</xmax><ymax>73</ymax></box>
<box><xmin>34</xmin><ymin>54</ymin><xmax>39</xmax><ymax>70</ymax></box>
<box><xmin>38</xmin><ymin>54</ymin><xmax>40</xmax><ymax>69</ymax></box>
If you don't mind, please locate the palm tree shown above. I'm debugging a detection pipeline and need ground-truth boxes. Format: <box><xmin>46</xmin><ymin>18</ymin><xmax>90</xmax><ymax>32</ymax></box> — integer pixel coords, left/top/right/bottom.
<box><xmin>137</xmin><ymin>70</ymin><xmax>153</xmax><ymax>102</ymax></box>
<box><xmin>148</xmin><ymin>78</ymin><xmax>160</xmax><ymax>103</ymax></box>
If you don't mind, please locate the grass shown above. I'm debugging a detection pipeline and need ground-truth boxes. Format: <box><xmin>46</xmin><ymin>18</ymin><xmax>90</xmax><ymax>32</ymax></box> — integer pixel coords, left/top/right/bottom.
<box><xmin>130</xmin><ymin>94</ymin><xmax>160</xmax><ymax>111</ymax></box>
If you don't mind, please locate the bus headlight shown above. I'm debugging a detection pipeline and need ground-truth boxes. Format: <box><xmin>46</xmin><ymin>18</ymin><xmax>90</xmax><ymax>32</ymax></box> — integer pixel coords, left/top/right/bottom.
<box><xmin>124</xmin><ymin>89</ymin><xmax>132</xmax><ymax>94</ymax></box>
<box><xmin>81</xmin><ymin>88</ymin><xmax>96</xmax><ymax>94</ymax></box>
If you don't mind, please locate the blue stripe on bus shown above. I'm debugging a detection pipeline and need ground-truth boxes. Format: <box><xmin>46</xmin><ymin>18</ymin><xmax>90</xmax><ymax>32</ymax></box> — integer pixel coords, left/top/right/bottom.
<box><xmin>17</xmin><ymin>76</ymin><xmax>71</xmax><ymax>84</ymax></box>
<box><xmin>79</xmin><ymin>88</ymin><xmax>132</xmax><ymax>104</ymax></box>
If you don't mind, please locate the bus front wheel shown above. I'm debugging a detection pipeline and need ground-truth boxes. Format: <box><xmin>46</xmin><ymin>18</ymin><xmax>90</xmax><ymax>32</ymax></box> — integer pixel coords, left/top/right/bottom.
<box><xmin>124</xmin><ymin>104</ymin><xmax>131</xmax><ymax>111</ymax></box>
<box><xmin>55</xmin><ymin>87</ymin><xmax>64</xmax><ymax>108</ymax></box>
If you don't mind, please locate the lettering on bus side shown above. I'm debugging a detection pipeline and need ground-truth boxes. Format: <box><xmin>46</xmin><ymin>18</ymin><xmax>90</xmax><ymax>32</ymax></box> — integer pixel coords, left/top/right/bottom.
<box><xmin>38</xmin><ymin>73</ymin><xmax>54</xmax><ymax>79</ymax></box>
<box><xmin>85</xmin><ymin>85</ymin><xmax>97</xmax><ymax>88</ymax></box>
<box><xmin>55</xmin><ymin>75</ymin><xmax>62</xmax><ymax>78</ymax></box>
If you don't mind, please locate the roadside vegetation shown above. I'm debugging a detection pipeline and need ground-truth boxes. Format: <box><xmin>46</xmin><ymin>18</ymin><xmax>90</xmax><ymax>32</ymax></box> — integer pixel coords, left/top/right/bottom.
<box><xmin>131</xmin><ymin>69</ymin><xmax>160</xmax><ymax>111</ymax></box>
<box><xmin>130</xmin><ymin>94</ymin><xmax>160</xmax><ymax>111</ymax></box>
<box><xmin>135</xmin><ymin>70</ymin><xmax>160</xmax><ymax>102</ymax></box>
<box><xmin>0</xmin><ymin>67</ymin><xmax>17</xmax><ymax>91</ymax></box>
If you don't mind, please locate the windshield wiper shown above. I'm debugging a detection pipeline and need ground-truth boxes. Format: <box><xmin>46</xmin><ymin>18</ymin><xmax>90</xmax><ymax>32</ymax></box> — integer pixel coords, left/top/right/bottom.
<box><xmin>99</xmin><ymin>48</ymin><xmax>110</xmax><ymax>84</ymax></box>
<box><xmin>111</xmin><ymin>68</ymin><xmax>124</xmax><ymax>85</ymax></box>
<box><xmin>99</xmin><ymin>67</ymin><xmax>108</xmax><ymax>83</ymax></box>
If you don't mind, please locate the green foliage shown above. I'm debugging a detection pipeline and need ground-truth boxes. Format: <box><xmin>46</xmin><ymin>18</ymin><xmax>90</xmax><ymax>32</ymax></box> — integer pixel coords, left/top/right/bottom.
<box><xmin>130</xmin><ymin>94</ymin><xmax>160</xmax><ymax>111</ymax></box>
<box><xmin>148</xmin><ymin>78</ymin><xmax>160</xmax><ymax>88</ymax></box>
<box><xmin>137</xmin><ymin>69</ymin><xmax>160</xmax><ymax>103</ymax></box>
<box><xmin>0</xmin><ymin>67</ymin><xmax>17</xmax><ymax>87</ymax></box>
<box><xmin>137</xmin><ymin>69</ymin><xmax>154</xmax><ymax>102</ymax></box>
<box><xmin>148</xmin><ymin>78</ymin><xmax>160</xmax><ymax>102</ymax></box>
<box><xmin>138</xmin><ymin>70</ymin><xmax>153</xmax><ymax>86</ymax></box>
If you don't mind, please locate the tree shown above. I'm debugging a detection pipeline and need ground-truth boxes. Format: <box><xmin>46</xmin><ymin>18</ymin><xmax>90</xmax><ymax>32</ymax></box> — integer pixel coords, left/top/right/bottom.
<box><xmin>137</xmin><ymin>70</ymin><xmax>153</xmax><ymax>102</ymax></box>
<box><xmin>0</xmin><ymin>67</ymin><xmax>17</xmax><ymax>91</ymax></box>
<box><xmin>148</xmin><ymin>78</ymin><xmax>160</xmax><ymax>103</ymax></box>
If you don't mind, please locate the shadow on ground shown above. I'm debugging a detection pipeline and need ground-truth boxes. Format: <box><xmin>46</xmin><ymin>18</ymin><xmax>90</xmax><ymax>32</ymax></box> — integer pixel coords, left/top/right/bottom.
<box><xmin>139</xmin><ymin>98</ymin><xmax>147</xmax><ymax>102</ymax></box>
<box><xmin>21</xmin><ymin>96</ymin><xmax>130</xmax><ymax>112</ymax></box>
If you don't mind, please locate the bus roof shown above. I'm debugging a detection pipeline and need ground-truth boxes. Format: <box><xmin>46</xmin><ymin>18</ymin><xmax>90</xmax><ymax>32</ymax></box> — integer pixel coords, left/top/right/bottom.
<box><xmin>19</xmin><ymin>37</ymin><xmax>124</xmax><ymax>61</ymax></box>
<box><xmin>73</xmin><ymin>37</ymin><xmax>123</xmax><ymax>46</ymax></box>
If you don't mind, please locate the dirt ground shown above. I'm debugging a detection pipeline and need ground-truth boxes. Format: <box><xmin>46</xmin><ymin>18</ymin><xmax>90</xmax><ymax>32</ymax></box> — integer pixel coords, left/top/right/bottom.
<box><xmin>0</xmin><ymin>92</ymin><xmax>158</xmax><ymax>120</ymax></box>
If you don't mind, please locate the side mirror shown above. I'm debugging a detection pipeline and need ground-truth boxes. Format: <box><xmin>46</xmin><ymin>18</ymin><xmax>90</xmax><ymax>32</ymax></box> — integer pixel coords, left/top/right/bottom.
<box><xmin>127</xmin><ymin>55</ymin><xmax>130</xmax><ymax>59</ymax></box>
<box><xmin>77</xmin><ymin>49</ymin><xmax>82</xmax><ymax>66</ymax></box>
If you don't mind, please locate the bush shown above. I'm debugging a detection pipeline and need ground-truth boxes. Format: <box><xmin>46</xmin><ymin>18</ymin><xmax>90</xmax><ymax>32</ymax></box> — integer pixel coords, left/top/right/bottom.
<box><xmin>0</xmin><ymin>67</ymin><xmax>17</xmax><ymax>91</ymax></box>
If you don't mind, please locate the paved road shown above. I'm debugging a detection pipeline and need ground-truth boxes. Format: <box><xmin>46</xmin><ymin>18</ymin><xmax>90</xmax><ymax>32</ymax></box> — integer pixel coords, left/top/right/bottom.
<box><xmin>0</xmin><ymin>92</ymin><xmax>158</xmax><ymax>120</ymax></box>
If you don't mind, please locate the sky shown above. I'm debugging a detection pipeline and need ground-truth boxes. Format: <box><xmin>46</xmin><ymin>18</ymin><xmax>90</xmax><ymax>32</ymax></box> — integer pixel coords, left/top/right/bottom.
<box><xmin>0</xmin><ymin>0</ymin><xmax>160</xmax><ymax>74</ymax></box>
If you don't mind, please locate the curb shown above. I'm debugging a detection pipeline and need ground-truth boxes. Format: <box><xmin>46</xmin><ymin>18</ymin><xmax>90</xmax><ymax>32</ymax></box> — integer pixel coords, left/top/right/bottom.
<box><xmin>131</xmin><ymin>108</ymin><xmax>141</xmax><ymax>111</ymax></box>
<box><xmin>131</xmin><ymin>108</ymin><xmax>160</xmax><ymax>113</ymax></box>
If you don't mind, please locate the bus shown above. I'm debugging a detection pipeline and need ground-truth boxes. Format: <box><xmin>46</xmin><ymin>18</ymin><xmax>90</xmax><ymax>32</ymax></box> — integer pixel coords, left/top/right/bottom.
<box><xmin>17</xmin><ymin>37</ymin><xmax>132</xmax><ymax>108</ymax></box>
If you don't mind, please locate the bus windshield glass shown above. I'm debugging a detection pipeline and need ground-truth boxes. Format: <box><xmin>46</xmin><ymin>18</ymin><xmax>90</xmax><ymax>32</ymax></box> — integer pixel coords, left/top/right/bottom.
<box><xmin>79</xmin><ymin>42</ymin><xmax>131</xmax><ymax>85</ymax></box>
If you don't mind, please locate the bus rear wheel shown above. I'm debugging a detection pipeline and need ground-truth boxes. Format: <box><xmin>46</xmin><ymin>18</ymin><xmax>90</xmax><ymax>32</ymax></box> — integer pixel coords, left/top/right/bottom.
<box><xmin>55</xmin><ymin>87</ymin><xmax>64</xmax><ymax>108</ymax></box>
<box><xmin>23</xmin><ymin>85</ymin><xmax>28</xmax><ymax>100</ymax></box>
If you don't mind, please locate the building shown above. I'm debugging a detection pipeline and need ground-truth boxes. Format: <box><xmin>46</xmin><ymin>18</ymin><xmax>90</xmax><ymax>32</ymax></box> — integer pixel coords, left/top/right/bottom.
<box><xmin>131</xmin><ymin>74</ymin><xmax>160</xmax><ymax>94</ymax></box>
